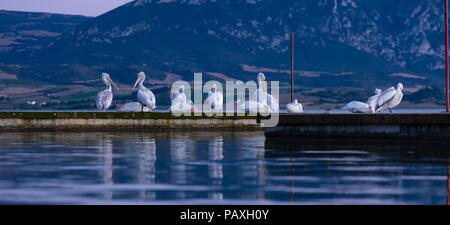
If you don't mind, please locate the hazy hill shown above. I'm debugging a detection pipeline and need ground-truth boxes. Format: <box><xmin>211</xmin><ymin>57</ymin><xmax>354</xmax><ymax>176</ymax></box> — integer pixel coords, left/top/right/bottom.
<box><xmin>3</xmin><ymin>0</ymin><xmax>446</xmax><ymax>89</ymax></box>
<box><xmin>0</xmin><ymin>0</ymin><xmax>448</xmax><ymax>109</ymax></box>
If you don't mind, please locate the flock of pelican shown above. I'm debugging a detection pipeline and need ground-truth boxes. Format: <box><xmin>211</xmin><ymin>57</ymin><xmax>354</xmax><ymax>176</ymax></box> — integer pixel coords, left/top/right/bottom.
<box><xmin>343</xmin><ymin>83</ymin><xmax>404</xmax><ymax>113</ymax></box>
<box><xmin>96</xmin><ymin>71</ymin><xmax>402</xmax><ymax>114</ymax></box>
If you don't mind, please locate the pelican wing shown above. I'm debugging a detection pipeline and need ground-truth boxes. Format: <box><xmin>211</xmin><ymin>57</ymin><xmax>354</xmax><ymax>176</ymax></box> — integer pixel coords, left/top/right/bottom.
<box><xmin>147</xmin><ymin>90</ymin><xmax>156</xmax><ymax>109</ymax></box>
<box><xmin>367</xmin><ymin>93</ymin><xmax>381</xmax><ymax>107</ymax></box>
<box><xmin>376</xmin><ymin>87</ymin><xmax>396</xmax><ymax>108</ymax></box>
<box><xmin>96</xmin><ymin>90</ymin><xmax>113</xmax><ymax>111</ymax></box>
<box><xmin>216</xmin><ymin>92</ymin><xmax>223</xmax><ymax>106</ymax></box>
<box><xmin>343</xmin><ymin>101</ymin><xmax>370</xmax><ymax>113</ymax></box>
<box><xmin>138</xmin><ymin>89</ymin><xmax>156</xmax><ymax>110</ymax></box>
<box><xmin>267</xmin><ymin>94</ymin><xmax>279</xmax><ymax>113</ymax></box>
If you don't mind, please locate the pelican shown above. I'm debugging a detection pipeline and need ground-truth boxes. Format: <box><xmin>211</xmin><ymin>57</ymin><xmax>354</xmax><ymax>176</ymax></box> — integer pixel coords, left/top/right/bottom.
<box><xmin>367</xmin><ymin>88</ymin><xmax>382</xmax><ymax>109</ymax></box>
<box><xmin>287</xmin><ymin>99</ymin><xmax>303</xmax><ymax>113</ymax></box>
<box><xmin>118</xmin><ymin>102</ymin><xmax>151</xmax><ymax>112</ymax></box>
<box><xmin>237</xmin><ymin>100</ymin><xmax>270</xmax><ymax>113</ymax></box>
<box><xmin>239</xmin><ymin>72</ymin><xmax>279</xmax><ymax>113</ymax></box>
<box><xmin>204</xmin><ymin>84</ymin><xmax>223</xmax><ymax>112</ymax></box>
<box><xmin>252</xmin><ymin>72</ymin><xmax>279</xmax><ymax>113</ymax></box>
<box><xmin>170</xmin><ymin>85</ymin><xmax>186</xmax><ymax>103</ymax></box>
<box><xmin>375</xmin><ymin>83</ymin><xmax>403</xmax><ymax>113</ymax></box>
<box><xmin>343</xmin><ymin>101</ymin><xmax>375</xmax><ymax>113</ymax></box>
<box><xmin>133</xmin><ymin>72</ymin><xmax>156</xmax><ymax>112</ymax></box>
<box><xmin>170</xmin><ymin>85</ymin><xmax>192</xmax><ymax>112</ymax></box>
<box><xmin>96</xmin><ymin>73</ymin><xmax>118</xmax><ymax>111</ymax></box>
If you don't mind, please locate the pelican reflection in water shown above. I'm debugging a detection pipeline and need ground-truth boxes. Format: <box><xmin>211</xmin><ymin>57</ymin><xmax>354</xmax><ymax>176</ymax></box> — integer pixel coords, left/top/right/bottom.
<box><xmin>138</xmin><ymin>135</ymin><xmax>157</xmax><ymax>200</ymax></box>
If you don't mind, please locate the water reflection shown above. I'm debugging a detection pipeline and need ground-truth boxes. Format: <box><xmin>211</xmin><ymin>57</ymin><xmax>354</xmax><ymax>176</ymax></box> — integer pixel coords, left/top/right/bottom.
<box><xmin>0</xmin><ymin>132</ymin><xmax>448</xmax><ymax>204</ymax></box>
<box><xmin>265</xmin><ymin>137</ymin><xmax>450</xmax><ymax>204</ymax></box>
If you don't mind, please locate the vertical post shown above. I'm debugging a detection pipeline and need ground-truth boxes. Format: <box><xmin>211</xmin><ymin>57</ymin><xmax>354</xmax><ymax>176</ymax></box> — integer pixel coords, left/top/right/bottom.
<box><xmin>446</xmin><ymin>0</ymin><xmax>449</xmax><ymax>112</ymax></box>
<box><xmin>291</xmin><ymin>32</ymin><xmax>294</xmax><ymax>103</ymax></box>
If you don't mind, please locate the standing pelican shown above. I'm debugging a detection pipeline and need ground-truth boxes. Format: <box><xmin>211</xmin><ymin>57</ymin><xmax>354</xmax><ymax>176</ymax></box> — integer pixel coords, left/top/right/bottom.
<box><xmin>287</xmin><ymin>99</ymin><xmax>303</xmax><ymax>113</ymax></box>
<box><xmin>170</xmin><ymin>85</ymin><xmax>186</xmax><ymax>103</ymax></box>
<box><xmin>367</xmin><ymin>88</ymin><xmax>382</xmax><ymax>109</ymax></box>
<box><xmin>375</xmin><ymin>83</ymin><xmax>404</xmax><ymax>113</ymax></box>
<box><xmin>204</xmin><ymin>84</ymin><xmax>223</xmax><ymax>112</ymax></box>
<box><xmin>252</xmin><ymin>73</ymin><xmax>279</xmax><ymax>113</ymax></box>
<box><xmin>96</xmin><ymin>73</ymin><xmax>118</xmax><ymax>111</ymax></box>
<box><xmin>343</xmin><ymin>101</ymin><xmax>375</xmax><ymax>113</ymax></box>
<box><xmin>170</xmin><ymin>85</ymin><xmax>192</xmax><ymax>112</ymax></box>
<box><xmin>133</xmin><ymin>72</ymin><xmax>156</xmax><ymax>112</ymax></box>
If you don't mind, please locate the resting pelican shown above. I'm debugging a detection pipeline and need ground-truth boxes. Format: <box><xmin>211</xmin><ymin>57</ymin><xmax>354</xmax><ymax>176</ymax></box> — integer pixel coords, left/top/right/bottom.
<box><xmin>96</xmin><ymin>73</ymin><xmax>118</xmax><ymax>111</ymax></box>
<box><xmin>287</xmin><ymin>99</ymin><xmax>303</xmax><ymax>113</ymax></box>
<box><xmin>133</xmin><ymin>72</ymin><xmax>156</xmax><ymax>112</ymax></box>
<box><xmin>343</xmin><ymin>101</ymin><xmax>375</xmax><ymax>113</ymax></box>
<box><xmin>254</xmin><ymin>73</ymin><xmax>279</xmax><ymax>113</ymax></box>
<box><xmin>375</xmin><ymin>83</ymin><xmax>403</xmax><ymax>113</ymax></box>
<box><xmin>204</xmin><ymin>84</ymin><xmax>223</xmax><ymax>112</ymax></box>
<box><xmin>367</xmin><ymin>88</ymin><xmax>382</xmax><ymax>109</ymax></box>
<box><xmin>118</xmin><ymin>102</ymin><xmax>150</xmax><ymax>112</ymax></box>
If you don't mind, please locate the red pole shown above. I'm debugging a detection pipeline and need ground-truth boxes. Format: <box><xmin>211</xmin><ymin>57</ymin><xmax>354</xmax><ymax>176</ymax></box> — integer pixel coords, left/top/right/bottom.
<box><xmin>446</xmin><ymin>0</ymin><xmax>449</xmax><ymax>112</ymax></box>
<box><xmin>291</xmin><ymin>33</ymin><xmax>294</xmax><ymax>103</ymax></box>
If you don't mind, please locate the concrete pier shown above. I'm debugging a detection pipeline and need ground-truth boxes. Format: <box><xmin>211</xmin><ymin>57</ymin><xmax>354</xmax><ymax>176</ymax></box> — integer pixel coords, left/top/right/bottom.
<box><xmin>2</xmin><ymin>112</ymin><xmax>450</xmax><ymax>140</ymax></box>
<box><xmin>0</xmin><ymin>112</ymin><xmax>259</xmax><ymax>131</ymax></box>
<box><xmin>264</xmin><ymin>113</ymin><xmax>450</xmax><ymax>140</ymax></box>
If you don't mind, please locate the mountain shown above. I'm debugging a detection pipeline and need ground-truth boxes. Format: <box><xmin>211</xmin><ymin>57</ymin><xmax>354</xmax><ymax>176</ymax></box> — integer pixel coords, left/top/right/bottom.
<box><xmin>0</xmin><ymin>0</ymin><xmax>448</xmax><ymax>109</ymax></box>
<box><xmin>2</xmin><ymin>0</ymin><xmax>445</xmax><ymax>89</ymax></box>
<box><xmin>0</xmin><ymin>10</ymin><xmax>89</xmax><ymax>57</ymax></box>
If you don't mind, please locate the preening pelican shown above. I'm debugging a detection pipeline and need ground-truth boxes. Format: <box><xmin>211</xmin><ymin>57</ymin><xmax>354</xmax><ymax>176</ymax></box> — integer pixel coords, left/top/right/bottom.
<box><xmin>133</xmin><ymin>72</ymin><xmax>156</xmax><ymax>112</ymax></box>
<box><xmin>118</xmin><ymin>102</ymin><xmax>150</xmax><ymax>112</ymax></box>
<box><xmin>170</xmin><ymin>85</ymin><xmax>192</xmax><ymax>112</ymax></box>
<box><xmin>367</xmin><ymin>88</ymin><xmax>382</xmax><ymax>109</ymax></box>
<box><xmin>287</xmin><ymin>99</ymin><xmax>303</xmax><ymax>113</ymax></box>
<box><xmin>343</xmin><ymin>101</ymin><xmax>375</xmax><ymax>113</ymax></box>
<box><xmin>204</xmin><ymin>84</ymin><xmax>223</xmax><ymax>112</ymax></box>
<box><xmin>96</xmin><ymin>73</ymin><xmax>118</xmax><ymax>111</ymax></box>
<box><xmin>375</xmin><ymin>83</ymin><xmax>403</xmax><ymax>113</ymax></box>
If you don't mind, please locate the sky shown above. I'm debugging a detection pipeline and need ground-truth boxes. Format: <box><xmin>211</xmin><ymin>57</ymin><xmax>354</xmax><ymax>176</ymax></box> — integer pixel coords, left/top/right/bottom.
<box><xmin>0</xmin><ymin>0</ymin><xmax>134</xmax><ymax>17</ymax></box>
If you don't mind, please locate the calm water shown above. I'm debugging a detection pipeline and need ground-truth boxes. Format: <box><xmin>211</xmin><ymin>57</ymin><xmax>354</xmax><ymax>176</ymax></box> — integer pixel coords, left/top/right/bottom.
<box><xmin>0</xmin><ymin>131</ymin><xmax>449</xmax><ymax>205</ymax></box>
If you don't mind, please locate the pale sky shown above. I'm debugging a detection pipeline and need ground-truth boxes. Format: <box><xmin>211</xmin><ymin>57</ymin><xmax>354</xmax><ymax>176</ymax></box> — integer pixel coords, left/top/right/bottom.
<box><xmin>0</xmin><ymin>0</ymin><xmax>134</xmax><ymax>17</ymax></box>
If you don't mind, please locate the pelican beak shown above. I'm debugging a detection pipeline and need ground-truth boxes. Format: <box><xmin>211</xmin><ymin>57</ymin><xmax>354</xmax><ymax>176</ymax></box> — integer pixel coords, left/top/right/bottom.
<box><xmin>133</xmin><ymin>77</ymin><xmax>142</xmax><ymax>89</ymax></box>
<box><xmin>107</xmin><ymin>77</ymin><xmax>119</xmax><ymax>90</ymax></box>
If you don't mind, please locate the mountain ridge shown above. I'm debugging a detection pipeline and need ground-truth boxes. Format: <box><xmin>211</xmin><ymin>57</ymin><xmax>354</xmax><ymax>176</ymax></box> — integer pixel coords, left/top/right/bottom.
<box><xmin>1</xmin><ymin>0</ymin><xmax>448</xmax><ymax>90</ymax></box>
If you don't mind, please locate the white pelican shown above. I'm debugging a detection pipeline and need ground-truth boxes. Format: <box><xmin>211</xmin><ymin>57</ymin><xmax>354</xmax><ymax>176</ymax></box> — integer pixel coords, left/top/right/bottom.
<box><xmin>287</xmin><ymin>99</ymin><xmax>303</xmax><ymax>113</ymax></box>
<box><xmin>204</xmin><ymin>84</ymin><xmax>223</xmax><ymax>112</ymax></box>
<box><xmin>375</xmin><ymin>83</ymin><xmax>403</xmax><ymax>113</ymax></box>
<box><xmin>170</xmin><ymin>85</ymin><xmax>192</xmax><ymax>113</ymax></box>
<box><xmin>252</xmin><ymin>72</ymin><xmax>279</xmax><ymax>113</ymax></box>
<box><xmin>367</xmin><ymin>88</ymin><xmax>382</xmax><ymax>109</ymax></box>
<box><xmin>133</xmin><ymin>72</ymin><xmax>156</xmax><ymax>112</ymax></box>
<box><xmin>237</xmin><ymin>100</ymin><xmax>270</xmax><ymax>113</ymax></box>
<box><xmin>96</xmin><ymin>73</ymin><xmax>118</xmax><ymax>111</ymax></box>
<box><xmin>239</xmin><ymin>72</ymin><xmax>279</xmax><ymax>113</ymax></box>
<box><xmin>170</xmin><ymin>85</ymin><xmax>186</xmax><ymax>103</ymax></box>
<box><xmin>118</xmin><ymin>102</ymin><xmax>151</xmax><ymax>112</ymax></box>
<box><xmin>343</xmin><ymin>101</ymin><xmax>375</xmax><ymax>113</ymax></box>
